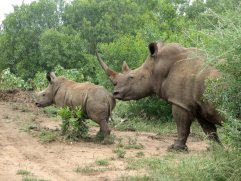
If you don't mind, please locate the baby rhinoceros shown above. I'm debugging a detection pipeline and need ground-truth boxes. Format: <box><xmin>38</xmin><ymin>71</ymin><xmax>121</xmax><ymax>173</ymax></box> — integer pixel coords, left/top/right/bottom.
<box><xmin>35</xmin><ymin>72</ymin><xmax>116</xmax><ymax>143</ymax></box>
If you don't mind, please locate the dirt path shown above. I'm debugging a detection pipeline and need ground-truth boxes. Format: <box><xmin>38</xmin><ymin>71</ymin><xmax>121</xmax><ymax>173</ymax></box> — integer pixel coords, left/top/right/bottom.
<box><xmin>0</xmin><ymin>91</ymin><xmax>208</xmax><ymax>181</ymax></box>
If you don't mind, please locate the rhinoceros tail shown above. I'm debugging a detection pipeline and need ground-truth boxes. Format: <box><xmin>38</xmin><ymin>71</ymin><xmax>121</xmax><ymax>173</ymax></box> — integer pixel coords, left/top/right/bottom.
<box><xmin>106</xmin><ymin>95</ymin><xmax>116</xmax><ymax>121</ymax></box>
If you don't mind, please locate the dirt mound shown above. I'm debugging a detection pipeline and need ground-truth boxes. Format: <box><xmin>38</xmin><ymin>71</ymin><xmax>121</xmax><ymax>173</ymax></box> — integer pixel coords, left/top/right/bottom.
<box><xmin>0</xmin><ymin>89</ymin><xmax>34</xmax><ymax>104</ymax></box>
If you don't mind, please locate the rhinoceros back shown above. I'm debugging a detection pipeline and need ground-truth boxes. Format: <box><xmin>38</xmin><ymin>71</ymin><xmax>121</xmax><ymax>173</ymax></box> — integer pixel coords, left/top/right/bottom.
<box><xmin>54</xmin><ymin>80</ymin><xmax>115</xmax><ymax>120</ymax></box>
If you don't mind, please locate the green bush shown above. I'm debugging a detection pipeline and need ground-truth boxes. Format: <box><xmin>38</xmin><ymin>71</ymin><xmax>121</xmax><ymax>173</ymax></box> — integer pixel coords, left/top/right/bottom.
<box><xmin>58</xmin><ymin>106</ymin><xmax>88</xmax><ymax>141</ymax></box>
<box><xmin>201</xmin><ymin>5</ymin><xmax>241</xmax><ymax>147</ymax></box>
<box><xmin>0</xmin><ymin>68</ymin><xmax>31</xmax><ymax>90</ymax></box>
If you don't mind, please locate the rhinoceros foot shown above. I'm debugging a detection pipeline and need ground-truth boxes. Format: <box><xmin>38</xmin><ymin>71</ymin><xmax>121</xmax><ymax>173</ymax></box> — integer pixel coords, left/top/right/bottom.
<box><xmin>102</xmin><ymin>135</ymin><xmax>115</xmax><ymax>145</ymax></box>
<box><xmin>168</xmin><ymin>143</ymin><xmax>188</xmax><ymax>152</ymax></box>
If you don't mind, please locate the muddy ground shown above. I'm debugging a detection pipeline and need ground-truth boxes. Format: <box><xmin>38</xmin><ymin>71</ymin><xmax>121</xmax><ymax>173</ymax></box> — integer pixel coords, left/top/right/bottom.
<box><xmin>0</xmin><ymin>90</ymin><xmax>208</xmax><ymax>181</ymax></box>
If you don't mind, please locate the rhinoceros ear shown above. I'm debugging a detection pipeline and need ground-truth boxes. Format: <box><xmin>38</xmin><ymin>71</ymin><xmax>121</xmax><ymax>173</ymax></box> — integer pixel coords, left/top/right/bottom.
<box><xmin>122</xmin><ymin>61</ymin><xmax>130</xmax><ymax>73</ymax></box>
<box><xmin>148</xmin><ymin>42</ymin><xmax>158</xmax><ymax>57</ymax></box>
<box><xmin>46</xmin><ymin>72</ymin><xmax>57</xmax><ymax>84</ymax></box>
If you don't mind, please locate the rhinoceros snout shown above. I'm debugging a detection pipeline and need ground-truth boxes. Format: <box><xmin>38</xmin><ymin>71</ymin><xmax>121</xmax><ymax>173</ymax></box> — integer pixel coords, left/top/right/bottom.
<box><xmin>113</xmin><ymin>91</ymin><xmax>123</xmax><ymax>100</ymax></box>
<box><xmin>35</xmin><ymin>102</ymin><xmax>41</xmax><ymax>107</ymax></box>
<box><xmin>113</xmin><ymin>91</ymin><xmax>119</xmax><ymax>96</ymax></box>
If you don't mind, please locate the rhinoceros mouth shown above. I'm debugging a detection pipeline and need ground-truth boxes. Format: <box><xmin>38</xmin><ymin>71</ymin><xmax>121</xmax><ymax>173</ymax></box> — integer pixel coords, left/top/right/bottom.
<box><xmin>113</xmin><ymin>94</ymin><xmax>132</xmax><ymax>101</ymax></box>
<box><xmin>113</xmin><ymin>94</ymin><xmax>123</xmax><ymax>100</ymax></box>
<box><xmin>113</xmin><ymin>90</ymin><xmax>123</xmax><ymax>100</ymax></box>
<box><xmin>35</xmin><ymin>102</ymin><xmax>42</xmax><ymax>107</ymax></box>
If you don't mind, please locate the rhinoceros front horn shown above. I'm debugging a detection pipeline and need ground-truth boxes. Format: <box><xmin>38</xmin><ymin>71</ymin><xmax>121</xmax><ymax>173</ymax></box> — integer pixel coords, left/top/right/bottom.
<box><xmin>96</xmin><ymin>50</ymin><xmax>118</xmax><ymax>79</ymax></box>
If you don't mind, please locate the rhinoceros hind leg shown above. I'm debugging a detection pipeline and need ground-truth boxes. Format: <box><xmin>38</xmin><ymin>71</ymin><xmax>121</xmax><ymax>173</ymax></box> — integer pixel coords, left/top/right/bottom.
<box><xmin>197</xmin><ymin>118</ymin><xmax>221</xmax><ymax>144</ymax></box>
<box><xmin>170</xmin><ymin>105</ymin><xmax>193</xmax><ymax>151</ymax></box>
<box><xmin>99</xmin><ymin>119</ymin><xmax>112</xmax><ymax>144</ymax></box>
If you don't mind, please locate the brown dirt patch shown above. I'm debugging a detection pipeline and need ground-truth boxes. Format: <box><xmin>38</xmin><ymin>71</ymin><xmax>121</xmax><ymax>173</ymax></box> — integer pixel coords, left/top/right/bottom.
<box><xmin>0</xmin><ymin>91</ymin><xmax>208</xmax><ymax>181</ymax></box>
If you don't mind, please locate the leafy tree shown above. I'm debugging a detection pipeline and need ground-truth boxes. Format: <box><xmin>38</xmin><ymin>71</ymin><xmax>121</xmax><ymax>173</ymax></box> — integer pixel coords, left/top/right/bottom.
<box><xmin>0</xmin><ymin>0</ymin><xmax>60</xmax><ymax>79</ymax></box>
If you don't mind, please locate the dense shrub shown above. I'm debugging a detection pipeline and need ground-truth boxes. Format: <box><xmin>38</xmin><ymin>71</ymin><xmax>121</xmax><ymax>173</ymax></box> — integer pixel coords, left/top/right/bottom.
<box><xmin>201</xmin><ymin>6</ymin><xmax>241</xmax><ymax>147</ymax></box>
<box><xmin>0</xmin><ymin>68</ymin><xmax>31</xmax><ymax>90</ymax></box>
<box><xmin>58</xmin><ymin>106</ymin><xmax>88</xmax><ymax>141</ymax></box>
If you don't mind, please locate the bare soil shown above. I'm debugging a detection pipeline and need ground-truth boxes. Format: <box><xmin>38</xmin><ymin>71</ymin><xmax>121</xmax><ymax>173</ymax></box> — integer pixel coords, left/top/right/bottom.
<box><xmin>0</xmin><ymin>90</ymin><xmax>208</xmax><ymax>181</ymax></box>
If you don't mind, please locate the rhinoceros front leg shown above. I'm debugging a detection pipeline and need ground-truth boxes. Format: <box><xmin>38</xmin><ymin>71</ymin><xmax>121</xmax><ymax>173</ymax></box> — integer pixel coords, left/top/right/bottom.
<box><xmin>169</xmin><ymin>104</ymin><xmax>193</xmax><ymax>151</ymax></box>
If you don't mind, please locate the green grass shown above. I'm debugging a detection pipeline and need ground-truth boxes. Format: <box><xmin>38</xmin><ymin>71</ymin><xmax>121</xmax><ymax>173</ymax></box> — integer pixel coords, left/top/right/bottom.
<box><xmin>119</xmin><ymin>175</ymin><xmax>150</xmax><ymax>181</ymax></box>
<box><xmin>95</xmin><ymin>159</ymin><xmax>109</xmax><ymax>166</ymax></box>
<box><xmin>113</xmin><ymin>147</ymin><xmax>126</xmax><ymax>158</ymax></box>
<box><xmin>17</xmin><ymin>170</ymin><xmax>49</xmax><ymax>181</ymax></box>
<box><xmin>136</xmin><ymin>151</ymin><xmax>145</xmax><ymax>158</ymax></box>
<box><xmin>126</xmin><ymin>146</ymin><xmax>241</xmax><ymax>181</ymax></box>
<box><xmin>42</xmin><ymin>106</ymin><xmax>59</xmax><ymax>117</ymax></box>
<box><xmin>38</xmin><ymin>128</ymin><xmax>58</xmax><ymax>143</ymax></box>
<box><xmin>75</xmin><ymin>165</ymin><xmax>107</xmax><ymax>174</ymax></box>
<box><xmin>22</xmin><ymin>177</ymin><xmax>50</xmax><ymax>181</ymax></box>
<box><xmin>124</xmin><ymin>137</ymin><xmax>144</xmax><ymax>150</ymax></box>
<box><xmin>20</xmin><ymin>122</ymin><xmax>39</xmax><ymax>133</ymax></box>
<box><xmin>17</xmin><ymin>169</ymin><xmax>31</xmax><ymax>175</ymax></box>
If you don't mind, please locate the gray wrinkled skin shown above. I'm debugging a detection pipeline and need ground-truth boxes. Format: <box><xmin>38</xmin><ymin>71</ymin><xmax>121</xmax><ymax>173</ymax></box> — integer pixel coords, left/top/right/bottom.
<box><xmin>97</xmin><ymin>42</ymin><xmax>223</xmax><ymax>151</ymax></box>
<box><xmin>35</xmin><ymin>72</ymin><xmax>115</xmax><ymax>142</ymax></box>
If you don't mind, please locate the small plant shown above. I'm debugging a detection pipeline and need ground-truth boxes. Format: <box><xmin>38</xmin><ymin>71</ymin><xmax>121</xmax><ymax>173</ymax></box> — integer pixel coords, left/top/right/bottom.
<box><xmin>22</xmin><ymin>176</ymin><xmax>50</xmax><ymax>181</ymax></box>
<box><xmin>116</xmin><ymin>137</ymin><xmax>124</xmax><ymax>148</ymax></box>
<box><xmin>95</xmin><ymin>159</ymin><xmax>109</xmax><ymax>166</ymax></box>
<box><xmin>113</xmin><ymin>147</ymin><xmax>126</xmax><ymax>158</ymax></box>
<box><xmin>136</xmin><ymin>151</ymin><xmax>145</xmax><ymax>158</ymax></box>
<box><xmin>17</xmin><ymin>169</ymin><xmax>49</xmax><ymax>181</ymax></box>
<box><xmin>75</xmin><ymin>165</ymin><xmax>106</xmax><ymax>174</ymax></box>
<box><xmin>20</xmin><ymin>106</ymin><xmax>30</xmax><ymax>112</ymax></box>
<box><xmin>124</xmin><ymin>137</ymin><xmax>144</xmax><ymax>150</ymax></box>
<box><xmin>120</xmin><ymin>175</ymin><xmax>150</xmax><ymax>181</ymax></box>
<box><xmin>17</xmin><ymin>169</ymin><xmax>31</xmax><ymax>175</ymax></box>
<box><xmin>39</xmin><ymin>128</ymin><xmax>58</xmax><ymax>143</ymax></box>
<box><xmin>58</xmin><ymin>106</ymin><xmax>88</xmax><ymax>141</ymax></box>
<box><xmin>43</xmin><ymin>106</ymin><xmax>58</xmax><ymax>117</ymax></box>
<box><xmin>20</xmin><ymin>122</ymin><xmax>39</xmax><ymax>133</ymax></box>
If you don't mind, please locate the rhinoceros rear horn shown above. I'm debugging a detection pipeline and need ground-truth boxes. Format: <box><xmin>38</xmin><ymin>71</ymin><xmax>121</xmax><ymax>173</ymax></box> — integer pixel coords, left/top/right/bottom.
<box><xmin>46</xmin><ymin>72</ymin><xmax>57</xmax><ymax>83</ymax></box>
<box><xmin>96</xmin><ymin>50</ymin><xmax>118</xmax><ymax>79</ymax></box>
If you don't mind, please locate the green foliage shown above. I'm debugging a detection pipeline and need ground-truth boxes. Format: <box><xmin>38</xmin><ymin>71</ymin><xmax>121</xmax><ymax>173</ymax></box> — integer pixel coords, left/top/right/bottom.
<box><xmin>201</xmin><ymin>4</ymin><xmax>241</xmax><ymax>147</ymax></box>
<box><xmin>54</xmin><ymin>65</ymin><xmax>84</xmax><ymax>82</ymax></box>
<box><xmin>1</xmin><ymin>0</ymin><xmax>60</xmax><ymax>79</ymax></box>
<box><xmin>99</xmin><ymin>34</ymin><xmax>147</xmax><ymax>72</ymax></box>
<box><xmin>0</xmin><ymin>68</ymin><xmax>31</xmax><ymax>90</ymax></box>
<box><xmin>127</xmin><ymin>97</ymin><xmax>172</xmax><ymax>120</ymax></box>
<box><xmin>31</xmin><ymin>71</ymin><xmax>48</xmax><ymax>91</ymax></box>
<box><xmin>58</xmin><ymin>106</ymin><xmax>88</xmax><ymax>141</ymax></box>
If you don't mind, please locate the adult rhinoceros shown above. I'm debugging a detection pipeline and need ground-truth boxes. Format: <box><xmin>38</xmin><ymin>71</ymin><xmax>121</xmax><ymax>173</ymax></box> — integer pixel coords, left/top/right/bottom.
<box><xmin>35</xmin><ymin>72</ymin><xmax>115</xmax><ymax>142</ymax></box>
<box><xmin>96</xmin><ymin>42</ymin><xmax>222</xmax><ymax>151</ymax></box>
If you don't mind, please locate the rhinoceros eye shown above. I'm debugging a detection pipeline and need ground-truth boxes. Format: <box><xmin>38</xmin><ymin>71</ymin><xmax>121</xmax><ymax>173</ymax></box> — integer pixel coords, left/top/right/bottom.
<box><xmin>42</xmin><ymin>93</ymin><xmax>46</xmax><ymax>97</ymax></box>
<box><xmin>128</xmin><ymin>75</ymin><xmax>134</xmax><ymax>79</ymax></box>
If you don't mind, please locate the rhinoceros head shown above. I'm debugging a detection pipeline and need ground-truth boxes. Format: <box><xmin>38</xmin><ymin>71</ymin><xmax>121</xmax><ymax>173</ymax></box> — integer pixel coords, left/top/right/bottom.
<box><xmin>35</xmin><ymin>72</ymin><xmax>57</xmax><ymax>107</ymax></box>
<box><xmin>96</xmin><ymin>43</ymin><xmax>160</xmax><ymax>101</ymax></box>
